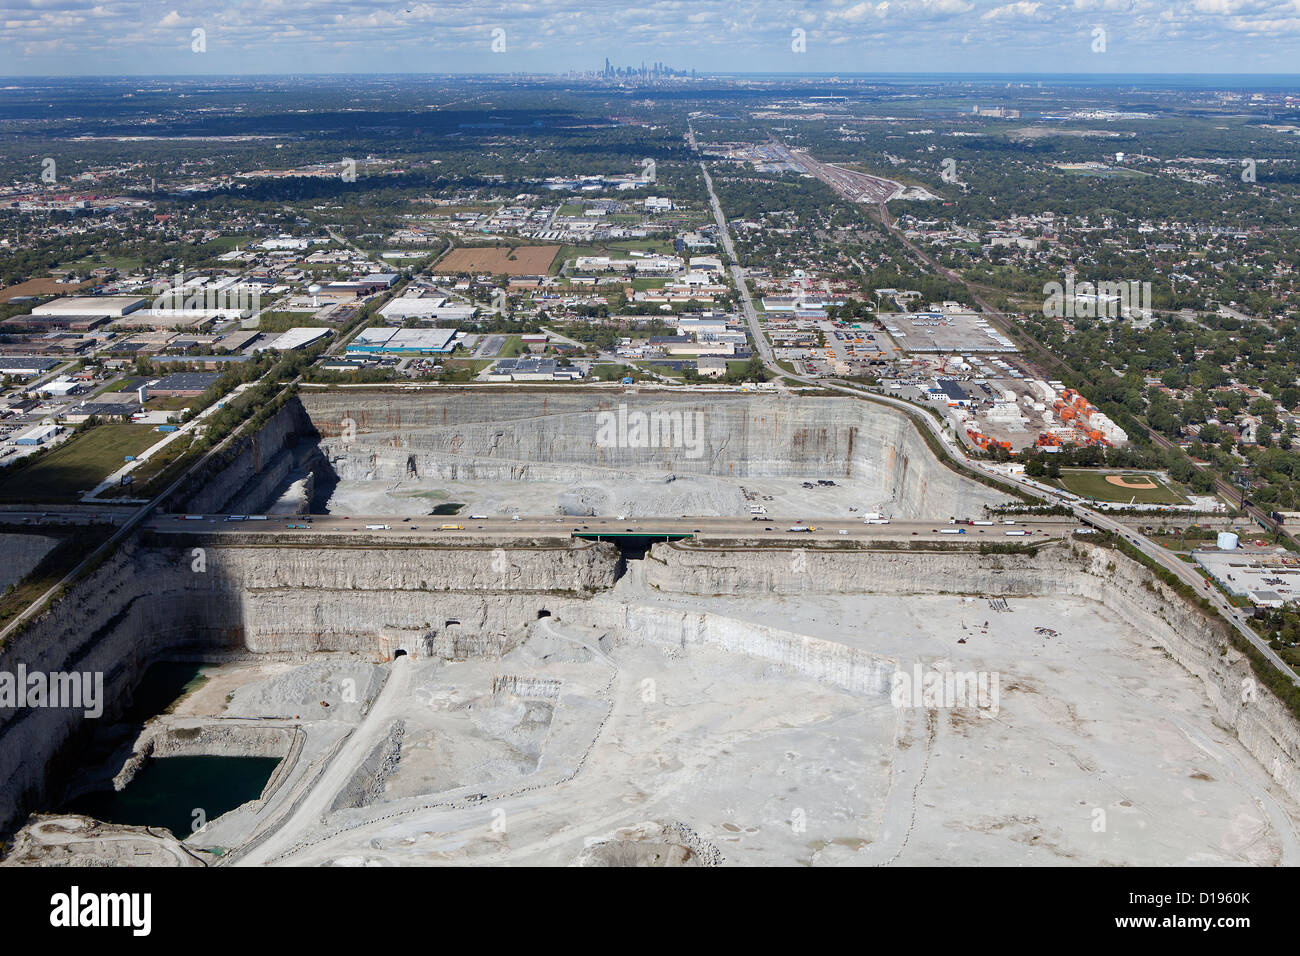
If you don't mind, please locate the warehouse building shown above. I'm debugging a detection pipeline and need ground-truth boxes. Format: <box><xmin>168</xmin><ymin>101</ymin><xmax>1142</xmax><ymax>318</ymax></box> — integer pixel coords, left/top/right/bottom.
<box><xmin>0</xmin><ymin>357</ymin><xmax>60</xmax><ymax>378</ymax></box>
<box><xmin>149</xmin><ymin>372</ymin><xmax>223</xmax><ymax>397</ymax></box>
<box><xmin>488</xmin><ymin>358</ymin><xmax>583</xmax><ymax>382</ymax></box>
<box><xmin>265</xmin><ymin>327</ymin><xmax>332</xmax><ymax>351</ymax></box>
<box><xmin>15</xmin><ymin>423</ymin><xmax>61</xmax><ymax>445</ymax></box>
<box><xmin>378</xmin><ymin>295</ymin><xmax>477</xmax><ymax>323</ymax></box>
<box><xmin>1</xmin><ymin>313</ymin><xmax>110</xmax><ymax>332</ymax></box>
<box><xmin>696</xmin><ymin>357</ymin><xmax>728</xmax><ymax>378</ymax></box>
<box><xmin>346</xmin><ymin>327</ymin><xmax>458</xmax><ymax>356</ymax></box>
<box><xmin>33</xmin><ymin>296</ymin><xmax>146</xmax><ymax>317</ymax></box>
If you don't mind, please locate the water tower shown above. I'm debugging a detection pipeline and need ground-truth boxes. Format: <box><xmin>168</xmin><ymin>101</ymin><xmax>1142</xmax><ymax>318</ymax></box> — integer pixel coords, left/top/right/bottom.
<box><xmin>309</xmin><ymin>284</ymin><xmax>322</xmax><ymax>308</ymax></box>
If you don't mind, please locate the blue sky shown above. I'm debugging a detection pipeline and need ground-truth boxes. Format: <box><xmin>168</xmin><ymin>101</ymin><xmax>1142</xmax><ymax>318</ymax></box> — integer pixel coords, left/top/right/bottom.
<box><xmin>2</xmin><ymin>0</ymin><xmax>1299</xmax><ymax>76</ymax></box>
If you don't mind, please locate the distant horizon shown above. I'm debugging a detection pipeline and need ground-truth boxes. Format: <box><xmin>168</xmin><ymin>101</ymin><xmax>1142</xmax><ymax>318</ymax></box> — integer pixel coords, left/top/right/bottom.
<box><xmin>4</xmin><ymin>0</ymin><xmax>1300</xmax><ymax>79</ymax></box>
<box><xmin>3</xmin><ymin>70</ymin><xmax>1300</xmax><ymax>83</ymax></box>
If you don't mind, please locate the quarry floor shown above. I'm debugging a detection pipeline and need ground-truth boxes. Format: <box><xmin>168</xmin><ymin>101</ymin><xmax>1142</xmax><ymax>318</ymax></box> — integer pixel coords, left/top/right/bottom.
<box><xmin>77</xmin><ymin>576</ymin><xmax>1300</xmax><ymax>868</ymax></box>
<box><xmin>312</xmin><ymin>475</ymin><xmax>904</xmax><ymax>521</ymax></box>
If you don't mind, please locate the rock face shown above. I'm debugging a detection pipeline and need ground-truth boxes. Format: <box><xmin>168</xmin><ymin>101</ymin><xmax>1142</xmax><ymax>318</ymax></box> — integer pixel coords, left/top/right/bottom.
<box><xmin>298</xmin><ymin>389</ymin><xmax>1008</xmax><ymax>518</ymax></box>
<box><xmin>0</xmin><ymin>534</ymin><xmax>60</xmax><ymax>592</ymax></box>
<box><xmin>0</xmin><ymin>537</ymin><xmax>616</xmax><ymax>835</ymax></box>
<box><xmin>5</xmin><ymin>531</ymin><xmax>1300</xmax><ymax>841</ymax></box>
<box><xmin>179</xmin><ymin>401</ymin><xmax>317</xmax><ymax>515</ymax></box>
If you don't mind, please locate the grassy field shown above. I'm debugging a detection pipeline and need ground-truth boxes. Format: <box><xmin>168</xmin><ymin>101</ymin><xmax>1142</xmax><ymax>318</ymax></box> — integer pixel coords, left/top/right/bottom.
<box><xmin>99</xmin><ymin>432</ymin><xmax>194</xmax><ymax>499</ymax></box>
<box><xmin>591</xmin><ymin>363</ymin><xmax>634</xmax><ymax>381</ymax></box>
<box><xmin>0</xmin><ymin>424</ymin><xmax>163</xmax><ymax>502</ymax></box>
<box><xmin>1052</xmin><ymin>469</ymin><xmax>1189</xmax><ymax>505</ymax></box>
<box><xmin>259</xmin><ymin>310</ymin><xmax>331</xmax><ymax>331</ymax></box>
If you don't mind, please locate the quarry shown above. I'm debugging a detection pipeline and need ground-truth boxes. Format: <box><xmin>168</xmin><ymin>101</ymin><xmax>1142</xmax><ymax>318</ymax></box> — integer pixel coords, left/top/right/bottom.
<box><xmin>3</xmin><ymin>386</ymin><xmax>1300</xmax><ymax>867</ymax></box>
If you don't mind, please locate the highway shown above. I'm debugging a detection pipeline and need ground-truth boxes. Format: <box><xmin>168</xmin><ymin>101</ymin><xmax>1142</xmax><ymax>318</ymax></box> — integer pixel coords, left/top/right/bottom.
<box><xmin>144</xmin><ymin>512</ymin><xmax>1068</xmax><ymax>541</ymax></box>
<box><xmin>692</xmin><ymin>132</ymin><xmax>1299</xmax><ymax>687</ymax></box>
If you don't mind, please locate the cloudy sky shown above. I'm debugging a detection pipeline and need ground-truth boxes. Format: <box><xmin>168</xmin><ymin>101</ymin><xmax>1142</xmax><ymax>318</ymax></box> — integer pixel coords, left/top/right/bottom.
<box><xmin>2</xmin><ymin>0</ymin><xmax>1298</xmax><ymax>77</ymax></box>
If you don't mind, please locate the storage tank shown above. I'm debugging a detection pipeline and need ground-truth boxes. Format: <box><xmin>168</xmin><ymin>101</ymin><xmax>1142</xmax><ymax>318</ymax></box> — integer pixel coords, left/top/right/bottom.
<box><xmin>1217</xmin><ymin>532</ymin><xmax>1239</xmax><ymax>551</ymax></box>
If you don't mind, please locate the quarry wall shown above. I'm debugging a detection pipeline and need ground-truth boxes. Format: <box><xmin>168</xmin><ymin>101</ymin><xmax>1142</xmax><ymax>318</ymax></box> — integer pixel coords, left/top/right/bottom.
<box><xmin>179</xmin><ymin>401</ymin><xmax>316</xmax><ymax>516</ymax></box>
<box><xmin>297</xmin><ymin>389</ymin><xmax>1007</xmax><ymax>518</ymax></box>
<box><xmin>0</xmin><ymin>537</ymin><xmax>615</xmax><ymax>835</ymax></box>
<box><xmin>5</xmin><ymin>528</ymin><xmax>1300</xmax><ymax>837</ymax></box>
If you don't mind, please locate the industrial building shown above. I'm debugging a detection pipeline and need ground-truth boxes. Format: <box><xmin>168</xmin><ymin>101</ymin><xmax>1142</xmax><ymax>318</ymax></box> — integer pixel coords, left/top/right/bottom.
<box><xmin>1</xmin><ymin>313</ymin><xmax>110</xmax><ymax>332</ymax></box>
<box><xmin>488</xmin><ymin>358</ymin><xmax>583</xmax><ymax>382</ymax></box>
<box><xmin>32</xmin><ymin>296</ymin><xmax>146</xmax><ymax>318</ymax></box>
<box><xmin>1194</xmin><ymin>548</ymin><xmax>1300</xmax><ymax>607</ymax></box>
<box><xmin>0</xmin><ymin>357</ymin><xmax>59</xmax><ymax>378</ymax></box>
<box><xmin>696</xmin><ymin>356</ymin><xmax>728</xmax><ymax>378</ymax></box>
<box><xmin>14</xmin><ymin>423</ymin><xmax>61</xmax><ymax>445</ymax></box>
<box><xmin>149</xmin><ymin>372</ymin><xmax>223</xmax><ymax>397</ymax></box>
<box><xmin>40</xmin><ymin>378</ymin><xmax>85</xmax><ymax>397</ymax></box>
<box><xmin>265</xmin><ymin>327</ymin><xmax>332</xmax><ymax>351</ymax></box>
<box><xmin>378</xmin><ymin>295</ymin><xmax>477</xmax><ymax>323</ymax></box>
<box><xmin>64</xmin><ymin>401</ymin><xmax>139</xmax><ymax>423</ymax></box>
<box><xmin>346</xmin><ymin>327</ymin><xmax>458</xmax><ymax>356</ymax></box>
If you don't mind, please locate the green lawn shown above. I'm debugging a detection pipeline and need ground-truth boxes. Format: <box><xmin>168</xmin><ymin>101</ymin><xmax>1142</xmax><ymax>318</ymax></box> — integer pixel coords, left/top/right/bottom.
<box><xmin>592</xmin><ymin>363</ymin><xmax>634</xmax><ymax>381</ymax></box>
<box><xmin>0</xmin><ymin>423</ymin><xmax>163</xmax><ymax>502</ymax></box>
<box><xmin>259</xmin><ymin>311</ymin><xmax>330</xmax><ymax>331</ymax></box>
<box><xmin>69</xmin><ymin>254</ymin><xmax>145</xmax><ymax>272</ymax></box>
<box><xmin>1051</xmin><ymin>469</ymin><xmax>1189</xmax><ymax>505</ymax></box>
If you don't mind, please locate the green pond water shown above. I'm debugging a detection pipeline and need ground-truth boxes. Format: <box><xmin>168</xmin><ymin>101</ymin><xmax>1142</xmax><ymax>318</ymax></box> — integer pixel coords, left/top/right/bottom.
<box><xmin>66</xmin><ymin>756</ymin><xmax>280</xmax><ymax>839</ymax></box>
<box><xmin>62</xmin><ymin>661</ymin><xmax>279</xmax><ymax>838</ymax></box>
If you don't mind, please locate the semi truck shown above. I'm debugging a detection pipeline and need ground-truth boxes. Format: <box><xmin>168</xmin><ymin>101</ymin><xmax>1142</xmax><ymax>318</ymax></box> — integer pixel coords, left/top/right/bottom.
<box><xmin>365</xmin><ymin>524</ymin><xmax>391</xmax><ymax>530</ymax></box>
<box><xmin>441</xmin><ymin>524</ymin><xmax>465</xmax><ymax>531</ymax></box>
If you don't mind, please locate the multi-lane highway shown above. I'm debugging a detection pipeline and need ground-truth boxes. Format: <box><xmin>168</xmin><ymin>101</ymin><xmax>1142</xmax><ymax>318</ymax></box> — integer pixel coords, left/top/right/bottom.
<box><xmin>144</xmin><ymin>512</ymin><xmax>1070</xmax><ymax>541</ymax></box>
